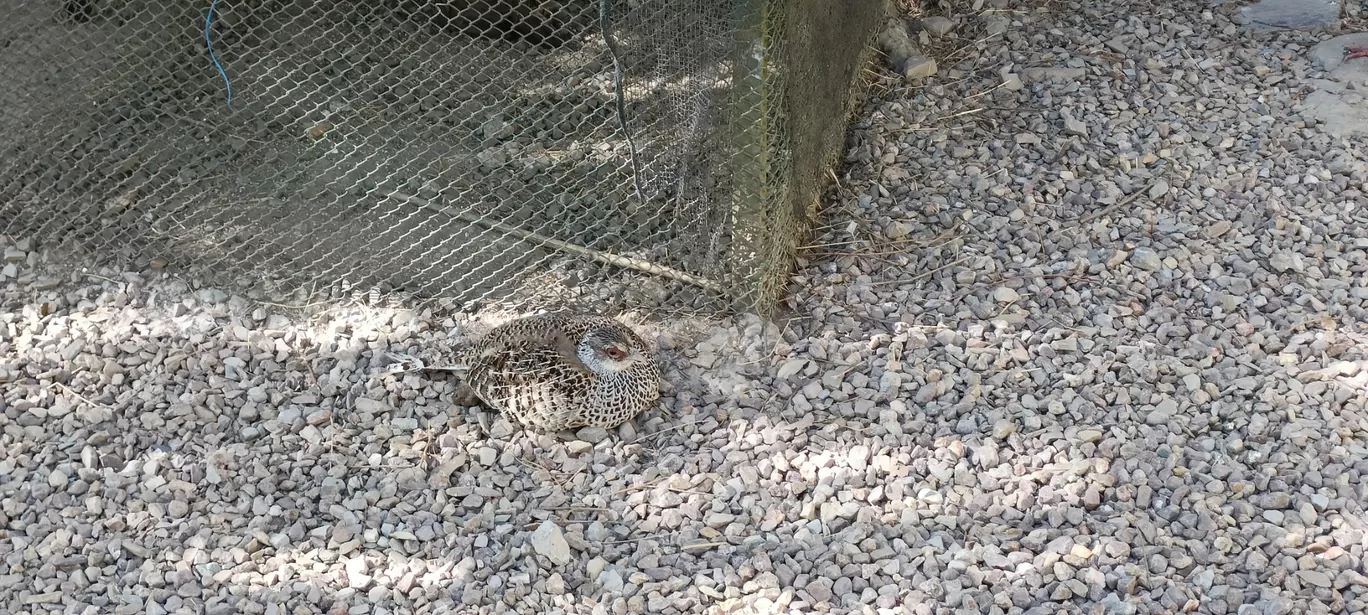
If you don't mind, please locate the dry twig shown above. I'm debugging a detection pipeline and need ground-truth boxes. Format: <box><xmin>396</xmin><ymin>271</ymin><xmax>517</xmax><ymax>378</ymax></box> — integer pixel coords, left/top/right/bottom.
<box><xmin>390</xmin><ymin>192</ymin><xmax>723</xmax><ymax>293</ymax></box>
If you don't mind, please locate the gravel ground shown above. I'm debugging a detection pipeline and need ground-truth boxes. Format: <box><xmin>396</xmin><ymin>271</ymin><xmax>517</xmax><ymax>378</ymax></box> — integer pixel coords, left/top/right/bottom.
<box><xmin>5</xmin><ymin>1</ymin><xmax>1368</xmax><ymax>615</ymax></box>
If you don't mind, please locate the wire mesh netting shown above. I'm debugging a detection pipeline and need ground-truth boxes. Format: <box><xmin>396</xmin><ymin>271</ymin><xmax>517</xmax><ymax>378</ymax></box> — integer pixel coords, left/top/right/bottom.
<box><xmin>0</xmin><ymin>0</ymin><xmax>884</xmax><ymax>318</ymax></box>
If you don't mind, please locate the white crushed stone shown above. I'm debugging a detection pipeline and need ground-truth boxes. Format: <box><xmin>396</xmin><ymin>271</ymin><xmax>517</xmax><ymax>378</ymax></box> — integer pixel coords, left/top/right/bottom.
<box><xmin>4</xmin><ymin>1</ymin><xmax>1368</xmax><ymax>615</ymax></box>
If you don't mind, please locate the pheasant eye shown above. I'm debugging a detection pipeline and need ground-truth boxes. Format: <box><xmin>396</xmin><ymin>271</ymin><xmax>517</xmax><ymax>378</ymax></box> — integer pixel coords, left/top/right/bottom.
<box><xmin>604</xmin><ymin>346</ymin><xmax>626</xmax><ymax>359</ymax></box>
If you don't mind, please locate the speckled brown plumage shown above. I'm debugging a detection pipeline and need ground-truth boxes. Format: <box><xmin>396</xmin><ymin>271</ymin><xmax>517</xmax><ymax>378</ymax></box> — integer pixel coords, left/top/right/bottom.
<box><xmin>459</xmin><ymin>313</ymin><xmax>661</xmax><ymax>432</ymax></box>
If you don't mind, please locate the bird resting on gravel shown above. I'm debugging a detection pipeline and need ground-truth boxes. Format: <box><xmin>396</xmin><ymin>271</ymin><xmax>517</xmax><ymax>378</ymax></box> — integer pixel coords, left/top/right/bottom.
<box><xmin>444</xmin><ymin>313</ymin><xmax>662</xmax><ymax>433</ymax></box>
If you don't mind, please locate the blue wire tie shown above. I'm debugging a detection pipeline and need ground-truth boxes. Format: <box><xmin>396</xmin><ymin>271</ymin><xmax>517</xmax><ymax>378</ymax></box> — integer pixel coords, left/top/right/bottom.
<box><xmin>205</xmin><ymin>0</ymin><xmax>233</xmax><ymax>109</ymax></box>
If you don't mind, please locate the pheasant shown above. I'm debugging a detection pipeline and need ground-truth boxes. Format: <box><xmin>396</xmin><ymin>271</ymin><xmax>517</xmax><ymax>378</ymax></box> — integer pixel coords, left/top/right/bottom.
<box><xmin>1348</xmin><ymin>46</ymin><xmax>1368</xmax><ymax>61</ymax></box>
<box><xmin>401</xmin><ymin>313</ymin><xmax>662</xmax><ymax>433</ymax></box>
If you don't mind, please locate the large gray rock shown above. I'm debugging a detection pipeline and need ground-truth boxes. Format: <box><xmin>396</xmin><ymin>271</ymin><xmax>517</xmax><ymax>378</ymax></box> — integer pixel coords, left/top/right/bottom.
<box><xmin>531</xmin><ymin>520</ymin><xmax>572</xmax><ymax>565</ymax></box>
<box><xmin>1304</xmin><ymin>34</ymin><xmax>1368</xmax><ymax>137</ymax></box>
<box><xmin>878</xmin><ymin>18</ymin><xmax>938</xmax><ymax>81</ymax></box>
<box><xmin>1309</xmin><ymin>33</ymin><xmax>1368</xmax><ymax>73</ymax></box>
<box><xmin>1240</xmin><ymin>0</ymin><xmax>1339</xmax><ymax>30</ymax></box>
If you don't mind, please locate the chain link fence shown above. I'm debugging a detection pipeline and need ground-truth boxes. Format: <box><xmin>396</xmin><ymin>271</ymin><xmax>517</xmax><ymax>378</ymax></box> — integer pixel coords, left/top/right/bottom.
<box><xmin>0</xmin><ymin>0</ymin><xmax>884</xmax><ymax>318</ymax></box>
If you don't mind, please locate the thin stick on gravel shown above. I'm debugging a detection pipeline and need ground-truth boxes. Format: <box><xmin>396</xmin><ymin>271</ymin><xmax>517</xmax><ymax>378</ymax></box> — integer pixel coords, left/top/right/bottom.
<box><xmin>871</xmin><ymin>256</ymin><xmax>971</xmax><ymax>286</ymax></box>
<box><xmin>953</xmin><ymin>271</ymin><xmax>1096</xmax><ymax>302</ymax></box>
<box><xmin>601</xmin><ymin>531</ymin><xmax>679</xmax><ymax>545</ymax></box>
<box><xmin>609</xmin><ymin>479</ymin><xmax>663</xmax><ymax>495</ymax></box>
<box><xmin>961</xmin><ymin>80</ymin><xmax>1011</xmax><ymax>102</ymax></box>
<box><xmin>253</xmin><ymin>298</ymin><xmax>339</xmax><ymax>311</ymax></box>
<box><xmin>1074</xmin><ymin>180</ymin><xmax>1158</xmax><ymax>225</ymax></box>
<box><xmin>936</xmin><ymin>107</ymin><xmax>985</xmax><ymax>122</ymax></box>
<box><xmin>680</xmin><ymin>542</ymin><xmax>727</xmax><ymax>552</ymax></box>
<box><xmin>799</xmin><ymin>238</ymin><xmax>868</xmax><ymax>249</ymax></box>
<box><xmin>45</xmin><ymin>381</ymin><xmax>108</xmax><ymax>411</ymax></box>
<box><xmin>639</xmin><ymin>422</ymin><xmax>691</xmax><ymax>441</ymax></box>
<box><xmin>940</xmin><ymin>34</ymin><xmax>1008</xmax><ymax>63</ymax></box>
<box><xmin>807</xmin><ymin>216</ymin><xmax>968</xmax><ymax>256</ymax></box>
<box><xmin>389</xmin><ymin>191</ymin><xmax>723</xmax><ymax>293</ymax></box>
